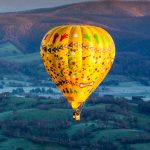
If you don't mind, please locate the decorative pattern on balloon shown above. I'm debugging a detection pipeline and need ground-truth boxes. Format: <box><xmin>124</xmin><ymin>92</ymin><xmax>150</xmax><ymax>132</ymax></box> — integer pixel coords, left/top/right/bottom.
<box><xmin>40</xmin><ymin>25</ymin><xmax>115</xmax><ymax>112</ymax></box>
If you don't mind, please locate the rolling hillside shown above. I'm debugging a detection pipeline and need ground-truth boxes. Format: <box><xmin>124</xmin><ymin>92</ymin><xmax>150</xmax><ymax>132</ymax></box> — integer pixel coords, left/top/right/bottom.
<box><xmin>0</xmin><ymin>1</ymin><xmax>150</xmax><ymax>53</ymax></box>
<box><xmin>0</xmin><ymin>1</ymin><xmax>150</xmax><ymax>79</ymax></box>
<box><xmin>0</xmin><ymin>95</ymin><xmax>150</xmax><ymax>150</ymax></box>
<box><xmin>0</xmin><ymin>42</ymin><xmax>22</xmax><ymax>57</ymax></box>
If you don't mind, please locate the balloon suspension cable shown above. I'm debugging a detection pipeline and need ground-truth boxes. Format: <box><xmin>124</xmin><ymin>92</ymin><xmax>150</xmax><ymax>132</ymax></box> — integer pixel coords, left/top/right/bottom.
<box><xmin>76</xmin><ymin>102</ymin><xmax>85</xmax><ymax>114</ymax></box>
<box><xmin>73</xmin><ymin>102</ymin><xmax>85</xmax><ymax>121</ymax></box>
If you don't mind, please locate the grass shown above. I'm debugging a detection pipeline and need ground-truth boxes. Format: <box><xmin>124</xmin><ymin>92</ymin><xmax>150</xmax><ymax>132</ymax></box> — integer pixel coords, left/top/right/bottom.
<box><xmin>66</xmin><ymin>122</ymin><xmax>95</xmax><ymax>136</ymax></box>
<box><xmin>0</xmin><ymin>96</ymin><xmax>38</xmax><ymax>112</ymax></box>
<box><xmin>0</xmin><ymin>111</ymin><xmax>13</xmax><ymax>120</ymax></box>
<box><xmin>129</xmin><ymin>103</ymin><xmax>150</xmax><ymax>128</ymax></box>
<box><xmin>0</xmin><ymin>137</ymin><xmax>41</xmax><ymax>150</ymax></box>
<box><xmin>0</xmin><ymin>108</ymin><xmax>72</xmax><ymax>122</ymax></box>
<box><xmin>86</xmin><ymin>103</ymin><xmax>106</xmax><ymax>109</ymax></box>
<box><xmin>133</xmin><ymin>112</ymin><xmax>150</xmax><ymax>129</ymax></box>
<box><xmin>92</xmin><ymin>129</ymin><xmax>147</xmax><ymax>141</ymax></box>
<box><xmin>130</xmin><ymin>143</ymin><xmax>150</xmax><ymax>150</ymax></box>
<box><xmin>0</xmin><ymin>42</ymin><xmax>22</xmax><ymax>57</ymax></box>
<box><xmin>1</xmin><ymin>52</ymin><xmax>41</xmax><ymax>63</ymax></box>
<box><xmin>0</xmin><ymin>136</ymin><xmax>69</xmax><ymax>150</ymax></box>
<box><xmin>0</xmin><ymin>41</ymin><xmax>41</xmax><ymax>64</ymax></box>
<box><xmin>0</xmin><ymin>96</ymin><xmax>149</xmax><ymax>150</ymax></box>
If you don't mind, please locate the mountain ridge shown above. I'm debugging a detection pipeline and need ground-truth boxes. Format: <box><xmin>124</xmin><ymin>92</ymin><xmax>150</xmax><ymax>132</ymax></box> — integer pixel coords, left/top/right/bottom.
<box><xmin>0</xmin><ymin>1</ymin><xmax>150</xmax><ymax>53</ymax></box>
<box><xmin>3</xmin><ymin>1</ymin><xmax>149</xmax><ymax>17</ymax></box>
<box><xmin>0</xmin><ymin>1</ymin><xmax>150</xmax><ymax>79</ymax></box>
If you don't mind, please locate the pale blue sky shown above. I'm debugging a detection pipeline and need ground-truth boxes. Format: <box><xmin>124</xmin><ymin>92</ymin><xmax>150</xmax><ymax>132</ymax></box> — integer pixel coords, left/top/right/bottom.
<box><xmin>0</xmin><ymin>0</ymin><xmax>98</xmax><ymax>12</ymax></box>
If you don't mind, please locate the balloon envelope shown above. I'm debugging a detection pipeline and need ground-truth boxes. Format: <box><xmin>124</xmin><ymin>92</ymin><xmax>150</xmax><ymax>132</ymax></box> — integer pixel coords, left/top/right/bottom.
<box><xmin>40</xmin><ymin>25</ymin><xmax>115</xmax><ymax>110</ymax></box>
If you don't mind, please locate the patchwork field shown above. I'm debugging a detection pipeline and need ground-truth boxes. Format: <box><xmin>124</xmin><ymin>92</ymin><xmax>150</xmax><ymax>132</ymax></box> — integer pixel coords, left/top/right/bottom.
<box><xmin>0</xmin><ymin>95</ymin><xmax>149</xmax><ymax>150</ymax></box>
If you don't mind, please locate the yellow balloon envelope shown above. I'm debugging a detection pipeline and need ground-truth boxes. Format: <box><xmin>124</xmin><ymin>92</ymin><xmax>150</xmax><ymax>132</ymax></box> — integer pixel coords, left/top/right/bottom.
<box><xmin>40</xmin><ymin>25</ymin><xmax>115</xmax><ymax>120</ymax></box>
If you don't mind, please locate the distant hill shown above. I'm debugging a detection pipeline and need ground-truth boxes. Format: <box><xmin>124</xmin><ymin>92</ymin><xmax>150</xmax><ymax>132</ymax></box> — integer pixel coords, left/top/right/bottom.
<box><xmin>0</xmin><ymin>1</ymin><xmax>150</xmax><ymax>79</ymax></box>
<box><xmin>0</xmin><ymin>42</ymin><xmax>22</xmax><ymax>57</ymax></box>
<box><xmin>0</xmin><ymin>1</ymin><xmax>150</xmax><ymax>53</ymax></box>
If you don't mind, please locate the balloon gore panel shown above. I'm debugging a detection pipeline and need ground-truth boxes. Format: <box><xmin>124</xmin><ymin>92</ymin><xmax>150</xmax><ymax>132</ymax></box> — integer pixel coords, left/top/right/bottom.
<box><xmin>40</xmin><ymin>25</ymin><xmax>115</xmax><ymax>109</ymax></box>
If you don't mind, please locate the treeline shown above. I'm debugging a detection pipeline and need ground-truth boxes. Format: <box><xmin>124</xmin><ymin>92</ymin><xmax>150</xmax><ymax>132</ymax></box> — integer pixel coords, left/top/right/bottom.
<box><xmin>0</xmin><ymin>119</ymin><xmax>119</xmax><ymax>150</ymax></box>
<box><xmin>0</xmin><ymin>60</ymin><xmax>47</xmax><ymax>81</ymax></box>
<box><xmin>0</xmin><ymin>117</ymin><xmax>141</xmax><ymax>150</ymax></box>
<box><xmin>11</xmin><ymin>87</ymin><xmax>58</xmax><ymax>95</ymax></box>
<box><xmin>89</xmin><ymin>95</ymin><xmax>129</xmax><ymax>109</ymax></box>
<box><xmin>111</xmin><ymin>52</ymin><xmax>150</xmax><ymax>79</ymax></box>
<box><xmin>1</xmin><ymin>52</ymin><xmax>150</xmax><ymax>81</ymax></box>
<box><xmin>0</xmin><ymin>118</ymin><xmax>70</xmax><ymax>143</ymax></box>
<box><xmin>138</xmin><ymin>101</ymin><xmax>150</xmax><ymax>114</ymax></box>
<box><xmin>0</xmin><ymin>94</ymin><xmax>149</xmax><ymax>149</ymax></box>
<box><xmin>120</xmin><ymin>134</ymin><xmax>150</xmax><ymax>144</ymax></box>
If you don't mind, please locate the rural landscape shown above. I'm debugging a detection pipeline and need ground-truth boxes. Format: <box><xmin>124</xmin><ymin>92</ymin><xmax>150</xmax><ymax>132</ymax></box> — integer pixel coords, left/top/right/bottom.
<box><xmin>0</xmin><ymin>1</ymin><xmax>150</xmax><ymax>150</ymax></box>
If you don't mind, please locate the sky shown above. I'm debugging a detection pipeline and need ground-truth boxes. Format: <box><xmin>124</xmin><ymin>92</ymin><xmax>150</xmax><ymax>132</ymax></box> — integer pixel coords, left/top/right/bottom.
<box><xmin>0</xmin><ymin>0</ymin><xmax>98</xmax><ymax>13</ymax></box>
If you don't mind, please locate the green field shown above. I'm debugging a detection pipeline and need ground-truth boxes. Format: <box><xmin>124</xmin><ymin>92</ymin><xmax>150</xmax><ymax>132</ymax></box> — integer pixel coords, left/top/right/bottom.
<box><xmin>131</xmin><ymin>143</ymin><xmax>150</xmax><ymax>150</ymax></box>
<box><xmin>0</xmin><ymin>42</ymin><xmax>22</xmax><ymax>57</ymax></box>
<box><xmin>0</xmin><ymin>137</ymin><xmax>68</xmax><ymax>150</ymax></box>
<box><xmin>0</xmin><ymin>42</ymin><xmax>45</xmax><ymax>82</ymax></box>
<box><xmin>0</xmin><ymin>42</ymin><xmax>40</xmax><ymax>63</ymax></box>
<box><xmin>1</xmin><ymin>52</ymin><xmax>41</xmax><ymax>63</ymax></box>
<box><xmin>0</xmin><ymin>95</ymin><xmax>149</xmax><ymax>150</ymax></box>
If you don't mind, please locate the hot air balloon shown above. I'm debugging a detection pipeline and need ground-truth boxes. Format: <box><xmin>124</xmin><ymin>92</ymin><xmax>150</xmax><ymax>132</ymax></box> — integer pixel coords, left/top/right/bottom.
<box><xmin>40</xmin><ymin>25</ymin><xmax>115</xmax><ymax>120</ymax></box>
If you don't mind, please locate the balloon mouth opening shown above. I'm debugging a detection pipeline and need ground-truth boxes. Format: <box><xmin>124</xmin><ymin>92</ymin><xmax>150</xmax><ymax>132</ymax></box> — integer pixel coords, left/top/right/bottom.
<box><xmin>71</xmin><ymin>101</ymin><xmax>82</xmax><ymax>109</ymax></box>
<box><xmin>67</xmin><ymin>97</ymin><xmax>82</xmax><ymax>109</ymax></box>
